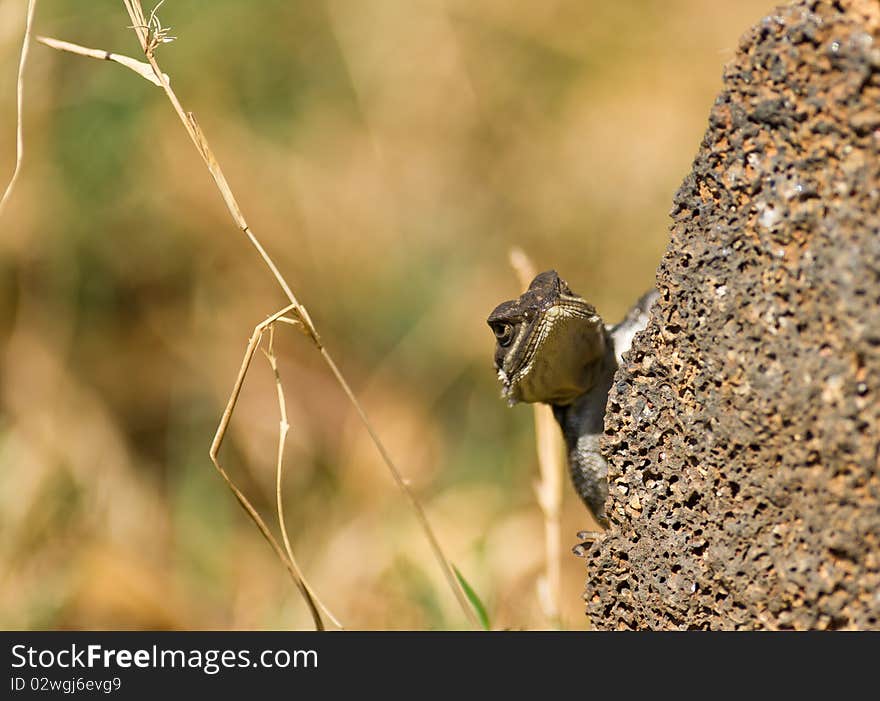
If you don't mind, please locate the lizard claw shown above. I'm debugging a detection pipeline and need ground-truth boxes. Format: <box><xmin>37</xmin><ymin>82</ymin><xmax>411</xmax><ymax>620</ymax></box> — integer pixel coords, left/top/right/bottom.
<box><xmin>572</xmin><ymin>530</ymin><xmax>605</xmax><ymax>557</ymax></box>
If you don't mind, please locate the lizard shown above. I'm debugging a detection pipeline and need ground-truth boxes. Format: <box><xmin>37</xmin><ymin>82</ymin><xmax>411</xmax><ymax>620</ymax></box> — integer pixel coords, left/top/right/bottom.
<box><xmin>487</xmin><ymin>270</ymin><xmax>657</xmax><ymax>528</ymax></box>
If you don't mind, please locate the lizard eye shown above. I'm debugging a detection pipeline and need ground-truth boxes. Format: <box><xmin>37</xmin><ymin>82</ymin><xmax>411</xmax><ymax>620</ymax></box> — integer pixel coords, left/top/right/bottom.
<box><xmin>492</xmin><ymin>322</ymin><xmax>514</xmax><ymax>347</ymax></box>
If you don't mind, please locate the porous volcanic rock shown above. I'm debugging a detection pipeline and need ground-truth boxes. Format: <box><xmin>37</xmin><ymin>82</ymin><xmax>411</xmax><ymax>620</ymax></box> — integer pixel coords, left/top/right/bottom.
<box><xmin>585</xmin><ymin>0</ymin><xmax>880</xmax><ymax>630</ymax></box>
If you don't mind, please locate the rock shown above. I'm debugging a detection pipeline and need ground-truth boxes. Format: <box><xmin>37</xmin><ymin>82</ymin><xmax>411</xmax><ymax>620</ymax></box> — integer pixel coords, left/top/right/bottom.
<box><xmin>585</xmin><ymin>0</ymin><xmax>880</xmax><ymax>630</ymax></box>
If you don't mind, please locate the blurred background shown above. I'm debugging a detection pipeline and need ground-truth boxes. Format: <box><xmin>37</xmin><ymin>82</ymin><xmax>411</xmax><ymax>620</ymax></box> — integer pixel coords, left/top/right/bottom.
<box><xmin>0</xmin><ymin>0</ymin><xmax>771</xmax><ymax>630</ymax></box>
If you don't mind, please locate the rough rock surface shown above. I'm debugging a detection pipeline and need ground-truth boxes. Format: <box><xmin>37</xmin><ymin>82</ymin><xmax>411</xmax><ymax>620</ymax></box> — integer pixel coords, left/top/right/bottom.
<box><xmin>585</xmin><ymin>0</ymin><xmax>880</xmax><ymax>630</ymax></box>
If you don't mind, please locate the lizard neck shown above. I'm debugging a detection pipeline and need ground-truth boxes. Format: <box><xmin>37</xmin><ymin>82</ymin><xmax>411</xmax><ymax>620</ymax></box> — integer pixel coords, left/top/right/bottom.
<box><xmin>551</xmin><ymin>333</ymin><xmax>618</xmax><ymax>435</ymax></box>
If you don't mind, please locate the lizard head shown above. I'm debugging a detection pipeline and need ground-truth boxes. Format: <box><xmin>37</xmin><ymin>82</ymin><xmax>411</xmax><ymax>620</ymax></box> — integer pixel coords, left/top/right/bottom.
<box><xmin>487</xmin><ymin>270</ymin><xmax>608</xmax><ymax>407</ymax></box>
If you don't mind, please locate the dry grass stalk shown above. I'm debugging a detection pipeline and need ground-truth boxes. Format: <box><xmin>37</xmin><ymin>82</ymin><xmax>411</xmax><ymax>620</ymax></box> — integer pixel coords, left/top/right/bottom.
<box><xmin>262</xmin><ymin>324</ymin><xmax>344</xmax><ymax>629</ymax></box>
<box><xmin>0</xmin><ymin>0</ymin><xmax>37</xmax><ymax>216</ymax></box>
<box><xmin>36</xmin><ymin>35</ymin><xmax>169</xmax><ymax>86</ymax></box>
<box><xmin>209</xmin><ymin>304</ymin><xmax>325</xmax><ymax>629</ymax></box>
<box><xmin>34</xmin><ymin>0</ymin><xmax>479</xmax><ymax>629</ymax></box>
<box><xmin>508</xmin><ymin>248</ymin><xmax>565</xmax><ymax>628</ymax></box>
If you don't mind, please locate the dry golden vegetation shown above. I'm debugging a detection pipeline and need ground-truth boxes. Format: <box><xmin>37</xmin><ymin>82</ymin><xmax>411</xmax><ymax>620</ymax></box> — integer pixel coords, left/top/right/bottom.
<box><xmin>1</xmin><ymin>0</ymin><xmax>770</xmax><ymax>630</ymax></box>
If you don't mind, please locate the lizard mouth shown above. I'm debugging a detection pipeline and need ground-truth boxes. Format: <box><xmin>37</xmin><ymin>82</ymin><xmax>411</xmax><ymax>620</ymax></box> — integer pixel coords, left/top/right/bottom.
<box><xmin>495</xmin><ymin>366</ymin><xmax>518</xmax><ymax>406</ymax></box>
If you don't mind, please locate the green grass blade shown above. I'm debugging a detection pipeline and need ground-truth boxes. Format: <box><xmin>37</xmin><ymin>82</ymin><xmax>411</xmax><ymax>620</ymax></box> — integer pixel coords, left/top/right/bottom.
<box><xmin>453</xmin><ymin>565</ymin><xmax>490</xmax><ymax>631</ymax></box>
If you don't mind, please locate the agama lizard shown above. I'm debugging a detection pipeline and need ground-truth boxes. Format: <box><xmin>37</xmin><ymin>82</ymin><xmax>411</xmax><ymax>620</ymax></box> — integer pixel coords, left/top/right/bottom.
<box><xmin>487</xmin><ymin>270</ymin><xmax>657</xmax><ymax>527</ymax></box>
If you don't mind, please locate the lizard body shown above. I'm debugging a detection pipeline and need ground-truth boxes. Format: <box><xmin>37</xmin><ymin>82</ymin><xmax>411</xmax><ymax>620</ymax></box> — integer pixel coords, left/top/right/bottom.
<box><xmin>487</xmin><ymin>270</ymin><xmax>657</xmax><ymax>527</ymax></box>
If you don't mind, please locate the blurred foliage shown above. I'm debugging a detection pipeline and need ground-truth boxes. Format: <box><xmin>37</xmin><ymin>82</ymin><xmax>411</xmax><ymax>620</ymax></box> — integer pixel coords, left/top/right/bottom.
<box><xmin>0</xmin><ymin>0</ymin><xmax>771</xmax><ymax>629</ymax></box>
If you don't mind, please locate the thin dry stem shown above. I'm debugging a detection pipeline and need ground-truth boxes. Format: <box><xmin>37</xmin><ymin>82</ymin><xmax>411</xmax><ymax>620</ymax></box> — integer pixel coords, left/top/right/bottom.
<box><xmin>0</xmin><ymin>0</ymin><xmax>37</xmax><ymax>216</ymax></box>
<box><xmin>533</xmin><ymin>404</ymin><xmax>563</xmax><ymax>627</ymax></box>
<box><xmin>123</xmin><ymin>0</ymin><xmax>302</xmax><ymax>316</ymax></box>
<box><xmin>263</xmin><ymin>326</ymin><xmax>344</xmax><ymax>629</ymax></box>
<box><xmin>209</xmin><ymin>304</ymin><xmax>324</xmax><ymax>630</ymax></box>
<box><xmin>119</xmin><ymin>0</ymin><xmax>476</xmax><ymax>628</ymax></box>
<box><xmin>38</xmin><ymin>0</ymin><xmax>478</xmax><ymax>629</ymax></box>
<box><xmin>318</xmin><ymin>346</ymin><xmax>478</xmax><ymax>627</ymax></box>
<box><xmin>36</xmin><ymin>36</ymin><xmax>169</xmax><ymax>87</ymax></box>
<box><xmin>509</xmin><ymin>247</ymin><xmax>564</xmax><ymax>628</ymax></box>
